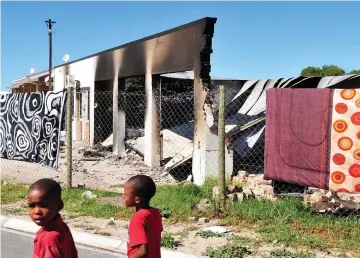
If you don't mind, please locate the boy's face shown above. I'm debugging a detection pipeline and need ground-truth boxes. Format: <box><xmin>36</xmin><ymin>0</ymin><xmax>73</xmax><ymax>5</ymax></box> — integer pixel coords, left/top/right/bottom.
<box><xmin>28</xmin><ymin>189</ymin><xmax>59</xmax><ymax>227</ymax></box>
<box><xmin>123</xmin><ymin>182</ymin><xmax>140</xmax><ymax>208</ymax></box>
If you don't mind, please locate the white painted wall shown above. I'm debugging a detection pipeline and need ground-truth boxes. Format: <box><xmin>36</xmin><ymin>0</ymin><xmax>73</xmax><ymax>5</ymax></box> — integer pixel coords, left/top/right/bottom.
<box><xmin>54</xmin><ymin>57</ymin><xmax>98</xmax><ymax>143</ymax></box>
<box><xmin>53</xmin><ymin>67</ymin><xmax>65</xmax><ymax>92</ymax></box>
<box><xmin>54</xmin><ymin>57</ymin><xmax>98</xmax><ymax>90</ymax></box>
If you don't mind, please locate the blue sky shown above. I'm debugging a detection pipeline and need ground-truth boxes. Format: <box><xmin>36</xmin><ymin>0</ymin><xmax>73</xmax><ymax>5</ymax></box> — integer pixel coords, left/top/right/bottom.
<box><xmin>1</xmin><ymin>1</ymin><xmax>360</xmax><ymax>91</ymax></box>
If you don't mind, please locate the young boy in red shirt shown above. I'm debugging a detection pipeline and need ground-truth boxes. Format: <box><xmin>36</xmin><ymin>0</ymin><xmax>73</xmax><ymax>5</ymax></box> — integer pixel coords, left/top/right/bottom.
<box><xmin>123</xmin><ymin>175</ymin><xmax>163</xmax><ymax>258</ymax></box>
<box><xmin>28</xmin><ymin>178</ymin><xmax>78</xmax><ymax>258</ymax></box>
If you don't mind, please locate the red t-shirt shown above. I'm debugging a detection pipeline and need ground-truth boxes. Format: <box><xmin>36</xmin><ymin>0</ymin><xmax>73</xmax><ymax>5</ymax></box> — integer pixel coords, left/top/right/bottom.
<box><xmin>33</xmin><ymin>215</ymin><xmax>78</xmax><ymax>258</ymax></box>
<box><xmin>127</xmin><ymin>208</ymin><xmax>163</xmax><ymax>258</ymax></box>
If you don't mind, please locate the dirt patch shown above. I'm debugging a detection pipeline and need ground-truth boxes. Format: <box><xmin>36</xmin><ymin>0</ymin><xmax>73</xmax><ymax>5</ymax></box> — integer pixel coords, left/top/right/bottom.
<box><xmin>1</xmin><ymin>142</ymin><xmax>177</xmax><ymax>191</ymax></box>
<box><xmin>1</xmin><ymin>199</ymin><xmax>28</xmax><ymax>216</ymax></box>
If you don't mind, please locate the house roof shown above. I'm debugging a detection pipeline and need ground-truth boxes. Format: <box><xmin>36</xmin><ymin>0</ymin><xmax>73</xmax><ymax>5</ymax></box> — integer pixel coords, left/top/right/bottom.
<box><xmin>9</xmin><ymin>70</ymin><xmax>49</xmax><ymax>89</ymax></box>
<box><xmin>53</xmin><ymin>17</ymin><xmax>216</xmax><ymax>70</ymax></box>
<box><xmin>9</xmin><ymin>17</ymin><xmax>219</xmax><ymax>85</ymax></box>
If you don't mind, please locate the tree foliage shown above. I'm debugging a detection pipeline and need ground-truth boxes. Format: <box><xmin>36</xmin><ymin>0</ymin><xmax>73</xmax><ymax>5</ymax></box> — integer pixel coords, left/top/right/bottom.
<box><xmin>349</xmin><ymin>69</ymin><xmax>360</xmax><ymax>75</ymax></box>
<box><xmin>301</xmin><ymin>65</ymin><xmax>358</xmax><ymax>77</ymax></box>
<box><xmin>321</xmin><ymin>65</ymin><xmax>345</xmax><ymax>76</ymax></box>
<box><xmin>301</xmin><ymin>66</ymin><xmax>323</xmax><ymax>77</ymax></box>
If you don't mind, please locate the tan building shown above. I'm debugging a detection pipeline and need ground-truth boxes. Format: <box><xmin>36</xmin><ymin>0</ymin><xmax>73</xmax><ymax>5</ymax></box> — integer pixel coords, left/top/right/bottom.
<box><xmin>8</xmin><ymin>70</ymin><xmax>53</xmax><ymax>93</ymax></box>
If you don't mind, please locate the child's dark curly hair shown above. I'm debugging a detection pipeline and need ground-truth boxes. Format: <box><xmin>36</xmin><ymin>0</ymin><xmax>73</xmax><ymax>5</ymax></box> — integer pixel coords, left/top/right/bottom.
<box><xmin>127</xmin><ymin>175</ymin><xmax>156</xmax><ymax>202</ymax></box>
<box><xmin>29</xmin><ymin>178</ymin><xmax>64</xmax><ymax>210</ymax></box>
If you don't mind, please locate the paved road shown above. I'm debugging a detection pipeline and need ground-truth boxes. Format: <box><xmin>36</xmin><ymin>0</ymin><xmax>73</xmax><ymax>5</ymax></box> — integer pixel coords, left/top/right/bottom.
<box><xmin>1</xmin><ymin>229</ymin><xmax>125</xmax><ymax>258</ymax></box>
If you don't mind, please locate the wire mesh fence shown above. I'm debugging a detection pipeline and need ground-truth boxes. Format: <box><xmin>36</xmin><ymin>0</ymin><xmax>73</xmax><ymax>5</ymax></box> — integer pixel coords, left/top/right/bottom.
<box><xmin>1</xmin><ymin>85</ymin><xmax>360</xmax><ymax>257</ymax></box>
<box><xmin>1</xmin><ymin>85</ymin><xmax>360</xmax><ymax>218</ymax></box>
<box><xmin>2</xmin><ymin>82</ymin><xmax>360</xmax><ymax>258</ymax></box>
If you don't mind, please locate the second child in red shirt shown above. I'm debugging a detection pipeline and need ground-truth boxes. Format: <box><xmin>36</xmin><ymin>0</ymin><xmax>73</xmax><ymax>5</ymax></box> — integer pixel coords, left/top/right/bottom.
<box><xmin>123</xmin><ymin>175</ymin><xmax>163</xmax><ymax>258</ymax></box>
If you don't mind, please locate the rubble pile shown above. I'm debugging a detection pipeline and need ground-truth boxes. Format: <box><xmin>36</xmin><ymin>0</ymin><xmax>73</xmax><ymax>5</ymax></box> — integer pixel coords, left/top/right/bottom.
<box><xmin>224</xmin><ymin>172</ymin><xmax>360</xmax><ymax>215</ymax></box>
<box><xmin>57</xmin><ymin>141</ymin><xmax>177</xmax><ymax>188</ymax></box>
<box><xmin>304</xmin><ymin>189</ymin><xmax>360</xmax><ymax>215</ymax></box>
<box><xmin>213</xmin><ymin>171</ymin><xmax>277</xmax><ymax>203</ymax></box>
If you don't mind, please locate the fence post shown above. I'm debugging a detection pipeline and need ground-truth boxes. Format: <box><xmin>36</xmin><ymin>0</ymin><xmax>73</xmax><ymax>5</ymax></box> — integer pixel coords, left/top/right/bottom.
<box><xmin>66</xmin><ymin>75</ymin><xmax>73</xmax><ymax>188</ymax></box>
<box><xmin>218</xmin><ymin>85</ymin><xmax>226</xmax><ymax>210</ymax></box>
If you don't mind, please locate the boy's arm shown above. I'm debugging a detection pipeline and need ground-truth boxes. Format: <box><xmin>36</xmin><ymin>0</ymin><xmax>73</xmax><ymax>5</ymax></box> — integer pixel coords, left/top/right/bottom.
<box><xmin>129</xmin><ymin>214</ymin><xmax>148</xmax><ymax>257</ymax></box>
<box><xmin>129</xmin><ymin>244</ymin><xmax>148</xmax><ymax>258</ymax></box>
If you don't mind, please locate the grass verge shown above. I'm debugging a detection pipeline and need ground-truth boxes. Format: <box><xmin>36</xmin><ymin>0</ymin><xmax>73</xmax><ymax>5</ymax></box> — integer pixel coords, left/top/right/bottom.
<box><xmin>224</xmin><ymin>197</ymin><xmax>360</xmax><ymax>254</ymax></box>
<box><xmin>161</xmin><ymin>232</ymin><xmax>178</xmax><ymax>249</ymax></box>
<box><xmin>1</xmin><ymin>181</ymin><xmax>28</xmax><ymax>204</ymax></box>
<box><xmin>0</xmin><ymin>179</ymin><xmax>215</xmax><ymax>222</ymax></box>
<box><xmin>202</xmin><ymin>236</ymin><xmax>252</xmax><ymax>258</ymax></box>
<box><xmin>1</xmin><ymin>179</ymin><xmax>359</xmax><ymax>255</ymax></box>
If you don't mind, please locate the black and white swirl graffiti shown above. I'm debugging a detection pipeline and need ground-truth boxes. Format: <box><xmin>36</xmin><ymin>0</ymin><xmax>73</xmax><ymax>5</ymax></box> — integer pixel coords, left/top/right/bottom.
<box><xmin>0</xmin><ymin>93</ymin><xmax>10</xmax><ymax>117</ymax></box>
<box><xmin>7</xmin><ymin>94</ymin><xmax>19</xmax><ymax>124</ymax></box>
<box><xmin>47</xmin><ymin>128</ymin><xmax>59</xmax><ymax>164</ymax></box>
<box><xmin>42</xmin><ymin>116</ymin><xmax>56</xmax><ymax>138</ymax></box>
<box><xmin>1</xmin><ymin>90</ymin><xmax>66</xmax><ymax>168</ymax></box>
<box><xmin>0</xmin><ymin>116</ymin><xmax>6</xmax><ymax>155</ymax></box>
<box><xmin>31</xmin><ymin>115</ymin><xmax>42</xmax><ymax>141</ymax></box>
<box><xmin>36</xmin><ymin>139</ymin><xmax>48</xmax><ymax>162</ymax></box>
<box><xmin>20</xmin><ymin>92</ymin><xmax>44</xmax><ymax>122</ymax></box>
<box><xmin>14</xmin><ymin>121</ymin><xmax>34</xmax><ymax>159</ymax></box>
<box><xmin>5</xmin><ymin>134</ymin><xmax>15</xmax><ymax>159</ymax></box>
<box><xmin>44</xmin><ymin>91</ymin><xmax>63</xmax><ymax>117</ymax></box>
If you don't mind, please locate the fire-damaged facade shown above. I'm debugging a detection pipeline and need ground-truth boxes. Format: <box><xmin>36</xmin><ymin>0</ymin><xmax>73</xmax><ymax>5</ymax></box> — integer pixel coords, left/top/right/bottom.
<box><xmin>6</xmin><ymin>16</ymin><xmax>360</xmax><ymax>186</ymax></box>
<box><xmin>49</xmin><ymin>17</ymin><xmax>219</xmax><ymax>184</ymax></box>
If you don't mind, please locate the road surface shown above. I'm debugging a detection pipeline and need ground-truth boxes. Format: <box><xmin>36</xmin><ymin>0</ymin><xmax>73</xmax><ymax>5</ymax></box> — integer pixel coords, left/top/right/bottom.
<box><xmin>1</xmin><ymin>229</ymin><xmax>125</xmax><ymax>258</ymax></box>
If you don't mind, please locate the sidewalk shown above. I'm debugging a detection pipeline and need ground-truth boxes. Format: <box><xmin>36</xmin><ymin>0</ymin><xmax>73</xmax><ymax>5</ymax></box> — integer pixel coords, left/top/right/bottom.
<box><xmin>0</xmin><ymin>215</ymin><xmax>197</xmax><ymax>258</ymax></box>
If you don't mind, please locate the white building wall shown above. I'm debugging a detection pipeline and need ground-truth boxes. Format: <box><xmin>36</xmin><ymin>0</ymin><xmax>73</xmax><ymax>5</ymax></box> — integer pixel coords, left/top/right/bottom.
<box><xmin>53</xmin><ymin>57</ymin><xmax>98</xmax><ymax>143</ymax></box>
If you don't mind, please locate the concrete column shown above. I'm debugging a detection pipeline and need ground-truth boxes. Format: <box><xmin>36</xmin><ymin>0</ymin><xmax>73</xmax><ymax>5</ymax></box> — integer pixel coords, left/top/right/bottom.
<box><xmin>192</xmin><ymin>71</ymin><xmax>234</xmax><ymax>185</ymax></box>
<box><xmin>192</xmin><ymin>68</ymin><xmax>208</xmax><ymax>185</ymax></box>
<box><xmin>113</xmin><ymin>78</ymin><xmax>126</xmax><ymax>155</ymax></box>
<box><xmin>144</xmin><ymin>73</ymin><xmax>161</xmax><ymax>168</ymax></box>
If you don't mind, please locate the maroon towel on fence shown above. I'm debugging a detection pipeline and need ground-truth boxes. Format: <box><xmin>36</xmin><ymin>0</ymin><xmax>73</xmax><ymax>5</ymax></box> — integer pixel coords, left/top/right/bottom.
<box><xmin>264</xmin><ymin>88</ymin><xmax>332</xmax><ymax>189</ymax></box>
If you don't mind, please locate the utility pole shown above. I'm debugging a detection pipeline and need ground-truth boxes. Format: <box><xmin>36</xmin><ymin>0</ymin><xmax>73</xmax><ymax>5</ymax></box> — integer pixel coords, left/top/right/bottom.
<box><xmin>45</xmin><ymin>19</ymin><xmax>56</xmax><ymax>90</ymax></box>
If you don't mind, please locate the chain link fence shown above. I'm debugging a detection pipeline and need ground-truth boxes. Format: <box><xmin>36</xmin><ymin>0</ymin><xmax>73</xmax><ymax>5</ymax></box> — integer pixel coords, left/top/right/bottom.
<box><xmin>1</xmin><ymin>83</ymin><xmax>360</xmax><ymax>230</ymax></box>
<box><xmin>0</xmin><ymin>83</ymin><xmax>360</xmax><ymax>257</ymax></box>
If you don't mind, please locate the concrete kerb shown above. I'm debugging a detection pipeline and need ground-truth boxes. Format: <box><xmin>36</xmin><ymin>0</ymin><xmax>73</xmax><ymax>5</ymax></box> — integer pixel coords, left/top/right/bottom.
<box><xmin>0</xmin><ymin>216</ymin><xmax>197</xmax><ymax>258</ymax></box>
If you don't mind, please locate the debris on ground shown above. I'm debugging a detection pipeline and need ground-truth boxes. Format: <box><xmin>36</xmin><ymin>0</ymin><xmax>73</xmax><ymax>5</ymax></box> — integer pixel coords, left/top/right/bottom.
<box><xmin>198</xmin><ymin>217</ymin><xmax>210</xmax><ymax>224</ymax></box>
<box><xmin>82</xmin><ymin>191</ymin><xmax>97</xmax><ymax>199</ymax></box>
<box><xmin>77</xmin><ymin>147</ymin><xmax>86</xmax><ymax>154</ymax></box>
<box><xmin>212</xmin><ymin>172</ymin><xmax>276</xmax><ymax>203</ymax></box>
<box><xmin>202</xmin><ymin>226</ymin><xmax>231</xmax><ymax>235</ymax></box>
<box><xmin>55</xmin><ymin>142</ymin><xmax>178</xmax><ymax>189</ymax></box>
<box><xmin>102</xmin><ymin>217</ymin><xmax>116</xmax><ymax>228</ymax></box>
<box><xmin>304</xmin><ymin>190</ymin><xmax>360</xmax><ymax>215</ymax></box>
<box><xmin>196</xmin><ymin>199</ymin><xmax>212</xmax><ymax>212</ymax></box>
<box><xmin>188</xmin><ymin>217</ymin><xmax>197</xmax><ymax>222</ymax></box>
<box><xmin>161</xmin><ymin>210</ymin><xmax>172</xmax><ymax>219</ymax></box>
<box><xmin>93</xmin><ymin>144</ymin><xmax>112</xmax><ymax>152</ymax></box>
<box><xmin>210</xmin><ymin>170</ymin><xmax>360</xmax><ymax>216</ymax></box>
<box><xmin>196</xmin><ymin>230</ymin><xmax>223</xmax><ymax>239</ymax></box>
<box><xmin>83</xmin><ymin>150</ymin><xmax>105</xmax><ymax>158</ymax></box>
<box><xmin>77</xmin><ymin>183</ymin><xmax>86</xmax><ymax>188</ymax></box>
<box><xmin>79</xmin><ymin>157</ymin><xmax>102</xmax><ymax>161</ymax></box>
